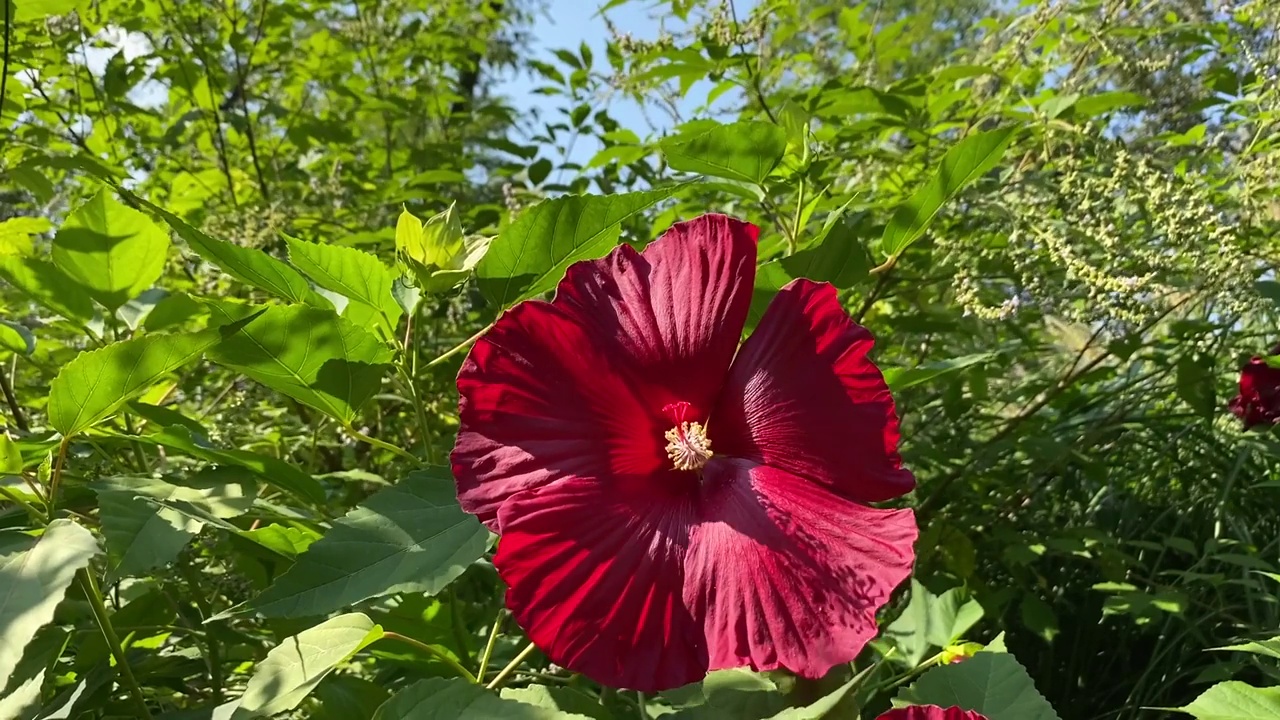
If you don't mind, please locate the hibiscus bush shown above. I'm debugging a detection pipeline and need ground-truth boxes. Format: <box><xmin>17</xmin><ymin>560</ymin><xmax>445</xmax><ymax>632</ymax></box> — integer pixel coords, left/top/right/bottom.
<box><xmin>3</xmin><ymin>0</ymin><xmax>1280</xmax><ymax>719</ymax></box>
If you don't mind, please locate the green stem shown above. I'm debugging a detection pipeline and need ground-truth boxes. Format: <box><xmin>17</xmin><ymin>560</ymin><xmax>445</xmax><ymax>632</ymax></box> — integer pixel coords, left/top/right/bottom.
<box><xmin>486</xmin><ymin>641</ymin><xmax>538</xmax><ymax>689</ymax></box>
<box><xmin>476</xmin><ymin>610</ymin><xmax>505</xmax><ymax>680</ymax></box>
<box><xmin>47</xmin><ymin>436</ymin><xmax>69</xmax><ymax>516</ymax></box>
<box><xmin>0</xmin><ymin>485</ymin><xmax>44</xmax><ymax>522</ymax></box>
<box><xmin>396</xmin><ymin>364</ymin><xmax>437</xmax><ymax>465</ymax></box>
<box><xmin>425</xmin><ymin>324</ymin><xmax>492</xmax><ymax>369</ymax></box>
<box><xmin>383</xmin><ymin>631</ymin><xmax>478</xmax><ymax>683</ymax></box>
<box><xmin>447</xmin><ymin>587</ymin><xmax>473</xmax><ymax>669</ymax></box>
<box><xmin>345</xmin><ymin>426</ymin><xmax>420</xmax><ymax>464</ymax></box>
<box><xmin>78</xmin><ymin>569</ymin><xmax>153</xmax><ymax>718</ymax></box>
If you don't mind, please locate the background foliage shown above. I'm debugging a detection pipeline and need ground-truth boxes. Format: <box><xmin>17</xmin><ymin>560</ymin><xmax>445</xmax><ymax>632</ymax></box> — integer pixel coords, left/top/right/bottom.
<box><xmin>3</xmin><ymin>0</ymin><xmax>1280</xmax><ymax>718</ymax></box>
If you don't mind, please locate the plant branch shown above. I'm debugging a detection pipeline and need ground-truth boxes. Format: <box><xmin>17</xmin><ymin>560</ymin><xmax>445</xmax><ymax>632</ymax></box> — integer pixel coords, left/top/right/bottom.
<box><xmin>383</xmin><ymin>631</ymin><xmax>478</xmax><ymax>683</ymax></box>
<box><xmin>486</xmin><ymin>641</ymin><xmax>538</xmax><ymax>689</ymax></box>
<box><xmin>79</xmin><ymin>569</ymin><xmax>153</xmax><ymax>718</ymax></box>
<box><xmin>0</xmin><ymin>361</ymin><xmax>28</xmax><ymax>432</ymax></box>
<box><xmin>425</xmin><ymin>324</ymin><xmax>492</xmax><ymax>369</ymax></box>
<box><xmin>0</xmin><ymin>0</ymin><xmax>10</xmax><ymax>128</ymax></box>
<box><xmin>476</xmin><ymin>610</ymin><xmax>505</xmax><ymax>680</ymax></box>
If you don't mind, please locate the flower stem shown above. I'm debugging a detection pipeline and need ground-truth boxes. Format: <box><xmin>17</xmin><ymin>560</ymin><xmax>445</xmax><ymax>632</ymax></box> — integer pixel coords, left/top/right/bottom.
<box><xmin>345</xmin><ymin>426</ymin><xmax>420</xmax><ymax>465</ymax></box>
<box><xmin>78</xmin><ymin>569</ymin><xmax>152</xmax><ymax>718</ymax></box>
<box><xmin>425</xmin><ymin>323</ymin><xmax>492</xmax><ymax>369</ymax></box>
<box><xmin>383</xmin><ymin>631</ymin><xmax>478</xmax><ymax>683</ymax></box>
<box><xmin>476</xmin><ymin>610</ymin><xmax>505</xmax><ymax>681</ymax></box>
<box><xmin>486</xmin><ymin>641</ymin><xmax>538</xmax><ymax>689</ymax></box>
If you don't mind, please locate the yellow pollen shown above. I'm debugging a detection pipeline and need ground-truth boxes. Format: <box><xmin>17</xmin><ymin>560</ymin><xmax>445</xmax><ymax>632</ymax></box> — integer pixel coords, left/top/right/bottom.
<box><xmin>665</xmin><ymin>421</ymin><xmax>713</xmax><ymax>471</ymax></box>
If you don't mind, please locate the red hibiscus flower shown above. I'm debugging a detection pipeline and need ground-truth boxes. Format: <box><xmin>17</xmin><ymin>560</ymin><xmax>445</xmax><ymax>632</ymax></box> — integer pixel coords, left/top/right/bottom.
<box><xmin>877</xmin><ymin>706</ymin><xmax>989</xmax><ymax>720</ymax></box>
<box><xmin>451</xmin><ymin>214</ymin><xmax>917</xmax><ymax>691</ymax></box>
<box><xmin>1229</xmin><ymin>345</ymin><xmax>1280</xmax><ymax>428</ymax></box>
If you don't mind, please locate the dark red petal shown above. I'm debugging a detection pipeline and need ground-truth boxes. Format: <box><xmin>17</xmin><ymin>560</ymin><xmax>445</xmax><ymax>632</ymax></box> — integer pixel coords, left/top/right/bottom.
<box><xmin>494</xmin><ymin>477</ymin><xmax>708</xmax><ymax>692</ymax></box>
<box><xmin>553</xmin><ymin>213</ymin><xmax>758</xmax><ymax>418</ymax></box>
<box><xmin>685</xmin><ymin>458</ymin><xmax>916</xmax><ymax>678</ymax></box>
<box><xmin>453</xmin><ymin>213</ymin><xmax>759</xmax><ymax>529</ymax></box>
<box><xmin>877</xmin><ymin>706</ymin><xmax>990</xmax><ymax>720</ymax></box>
<box><xmin>452</xmin><ymin>300</ymin><xmax>667</xmax><ymax>530</ymax></box>
<box><xmin>712</xmin><ymin>279</ymin><xmax>914</xmax><ymax>503</ymax></box>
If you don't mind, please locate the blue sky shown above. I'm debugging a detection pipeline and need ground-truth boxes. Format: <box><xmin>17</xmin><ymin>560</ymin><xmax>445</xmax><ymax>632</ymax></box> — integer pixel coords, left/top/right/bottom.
<box><xmin>496</xmin><ymin>0</ymin><xmax>757</xmax><ymax>166</ymax></box>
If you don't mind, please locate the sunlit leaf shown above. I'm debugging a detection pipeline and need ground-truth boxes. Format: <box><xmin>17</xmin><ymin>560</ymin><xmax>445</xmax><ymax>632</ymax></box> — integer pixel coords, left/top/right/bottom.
<box><xmin>1173</xmin><ymin>682</ymin><xmax>1280</xmax><ymax>720</ymax></box>
<box><xmin>51</xmin><ymin>191</ymin><xmax>170</xmax><ymax>311</ymax></box>
<box><xmin>230</xmin><ymin>613</ymin><xmax>384</xmax><ymax>719</ymax></box>
<box><xmin>661</xmin><ymin>121</ymin><xmax>788</xmax><ymax>185</ymax></box>
<box><xmin>373</xmin><ymin>677</ymin><xmax>588</xmax><ymax>720</ymax></box>
<box><xmin>881</xmin><ymin>127</ymin><xmax>1016</xmax><ymax>259</ymax></box>
<box><xmin>221</xmin><ymin>469</ymin><xmax>488</xmax><ymax>619</ymax></box>
<box><xmin>477</xmin><ymin>188</ymin><xmax>676</xmax><ymax>308</ymax></box>
<box><xmin>0</xmin><ymin>520</ymin><xmax>99</xmax><ymax>691</ymax></box>
<box><xmin>206</xmin><ymin>304</ymin><xmax>394</xmax><ymax>424</ymax></box>
<box><xmin>285</xmin><ymin>235</ymin><xmax>401</xmax><ymax>337</ymax></box>
<box><xmin>0</xmin><ymin>256</ymin><xmax>97</xmax><ymax>324</ymax></box>
<box><xmin>895</xmin><ymin>649</ymin><xmax>1061</xmax><ymax>720</ymax></box>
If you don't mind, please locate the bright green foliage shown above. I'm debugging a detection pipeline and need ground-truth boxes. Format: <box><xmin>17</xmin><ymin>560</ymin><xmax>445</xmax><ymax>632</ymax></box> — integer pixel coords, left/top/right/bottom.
<box><xmin>0</xmin><ymin>521</ymin><xmax>98</xmax><ymax>691</ymax></box>
<box><xmin>50</xmin><ymin>191</ymin><xmax>170</xmax><ymax>311</ymax></box>
<box><xmin>373</xmin><ymin>677</ymin><xmax>587</xmax><ymax>719</ymax></box>
<box><xmin>224</xmin><ymin>470</ymin><xmax>488</xmax><ymax>619</ymax></box>
<box><xmin>2</xmin><ymin>0</ymin><xmax>1279</xmax><ymax>717</ymax></box>
<box><xmin>476</xmin><ymin>188</ymin><xmax>677</xmax><ymax>307</ymax></box>
<box><xmin>231</xmin><ymin>613</ymin><xmax>385</xmax><ymax>718</ymax></box>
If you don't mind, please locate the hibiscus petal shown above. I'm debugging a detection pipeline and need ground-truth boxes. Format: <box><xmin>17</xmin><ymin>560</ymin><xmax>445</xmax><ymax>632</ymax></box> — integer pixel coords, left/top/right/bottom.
<box><xmin>453</xmin><ymin>213</ymin><xmax>759</xmax><ymax>529</ymax></box>
<box><xmin>685</xmin><ymin>458</ymin><xmax>916</xmax><ymax>678</ymax></box>
<box><xmin>711</xmin><ymin>278</ymin><xmax>914</xmax><ymax>503</ymax></box>
<box><xmin>494</xmin><ymin>477</ymin><xmax>708</xmax><ymax>692</ymax></box>
<box><xmin>553</xmin><ymin>212</ymin><xmax>759</xmax><ymax>416</ymax></box>
<box><xmin>877</xmin><ymin>706</ymin><xmax>989</xmax><ymax>720</ymax></box>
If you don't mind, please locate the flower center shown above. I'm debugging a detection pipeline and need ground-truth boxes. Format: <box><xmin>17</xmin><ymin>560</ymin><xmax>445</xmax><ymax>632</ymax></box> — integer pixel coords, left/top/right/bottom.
<box><xmin>662</xmin><ymin>402</ymin><xmax>713</xmax><ymax>472</ymax></box>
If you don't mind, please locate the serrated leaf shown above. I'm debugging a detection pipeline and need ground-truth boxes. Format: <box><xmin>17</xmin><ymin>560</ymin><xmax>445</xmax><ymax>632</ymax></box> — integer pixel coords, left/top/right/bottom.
<box><xmin>51</xmin><ymin>191</ymin><xmax>170</xmax><ymax>311</ymax></box>
<box><xmin>0</xmin><ymin>256</ymin><xmax>97</xmax><ymax>324</ymax></box>
<box><xmin>762</xmin><ymin>675</ymin><xmax>859</xmax><ymax>719</ymax></box>
<box><xmin>884</xmin><ymin>580</ymin><xmax>985</xmax><ymax>667</ymax></box>
<box><xmin>661</xmin><ymin>121</ymin><xmax>788</xmax><ymax>185</ymax></box>
<box><xmin>476</xmin><ymin>188</ymin><xmax>676</xmax><ymax>309</ymax></box>
<box><xmin>895</xmin><ymin>650</ymin><xmax>1060</xmax><ymax>720</ymax></box>
<box><xmin>500</xmin><ymin>686</ymin><xmax>611</xmax><ymax>719</ymax></box>
<box><xmin>206</xmin><ymin>304</ymin><xmax>394</xmax><ymax>424</ymax></box>
<box><xmin>92</xmin><ymin>476</ymin><xmax>255</xmax><ymax>581</ymax></box>
<box><xmin>881</xmin><ymin>128</ymin><xmax>1016</xmax><ymax>259</ymax></box>
<box><xmin>1174</xmin><ymin>681</ymin><xmax>1280</xmax><ymax>719</ymax></box>
<box><xmin>48</xmin><ymin>321</ymin><xmax>246</xmax><ymax>436</ymax></box>
<box><xmin>0</xmin><ymin>520</ymin><xmax>99</xmax><ymax>691</ymax></box>
<box><xmin>130</xmin><ymin>195</ymin><xmax>327</xmax><ymax>306</ymax></box>
<box><xmin>779</xmin><ymin>218</ymin><xmax>872</xmax><ymax>289</ymax></box>
<box><xmin>231</xmin><ymin>613</ymin><xmax>384</xmax><ymax>719</ymax></box>
<box><xmin>664</xmin><ymin>669</ymin><xmax>786</xmax><ymax>719</ymax></box>
<box><xmin>285</xmin><ymin>236</ymin><xmax>401</xmax><ymax>337</ymax></box>
<box><xmin>373</xmin><ymin>677</ymin><xmax>589</xmax><ymax>720</ymax></box>
<box><xmin>1212</xmin><ymin>638</ymin><xmax>1280</xmax><ymax>660</ymax></box>
<box><xmin>223</xmin><ymin>469</ymin><xmax>487</xmax><ymax>618</ymax></box>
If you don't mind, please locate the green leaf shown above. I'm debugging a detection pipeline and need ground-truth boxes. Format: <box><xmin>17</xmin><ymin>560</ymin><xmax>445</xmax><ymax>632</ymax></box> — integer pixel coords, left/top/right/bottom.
<box><xmin>881</xmin><ymin>128</ymin><xmax>1016</xmax><ymax>259</ymax></box>
<box><xmin>476</xmin><ymin>188</ymin><xmax>676</xmax><ymax>308</ymax></box>
<box><xmin>1212</xmin><ymin>637</ymin><xmax>1280</xmax><ymax>660</ymax></box>
<box><xmin>131</xmin><ymin>196</ymin><xmax>327</xmax><ymax>306</ymax></box>
<box><xmin>128</xmin><ymin>425</ymin><xmax>325</xmax><ymax>506</ymax></box>
<box><xmin>230</xmin><ymin>613</ymin><xmax>384</xmax><ymax>719</ymax></box>
<box><xmin>1174</xmin><ymin>682</ymin><xmax>1280</xmax><ymax>719</ymax></box>
<box><xmin>895</xmin><ymin>649</ymin><xmax>1061</xmax><ymax>720</ymax></box>
<box><xmin>285</xmin><ymin>236</ymin><xmax>401</xmax><ymax>337</ymax></box>
<box><xmin>0</xmin><ymin>435</ymin><xmax>20</xmax><ymax>474</ymax></box>
<box><xmin>500</xmin><ymin>686</ymin><xmax>611</xmax><ymax>719</ymax></box>
<box><xmin>92</xmin><ymin>475</ymin><xmax>255</xmax><ymax>581</ymax></box>
<box><xmin>882</xmin><ymin>353</ymin><xmax>996</xmax><ymax>391</ymax></box>
<box><xmin>206</xmin><ymin>304</ymin><xmax>394</xmax><ymax>424</ymax></box>
<box><xmin>0</xmin><ymin>520</ymin><xmax>99</xmax><ymax>691</ymax></box>
<box><xmin>0</xmin><ymin>319</ymin><xmax>34</xmax><ymax>356</ymax></box>
<box><xmin>883</xmin><ymin>580</ymin><xmax>985</xmax><ymax>667</ymax></box>
<box><xmin>0</xmin><ymin>256</ymin><xmax>97</xmax><ymax>324</ymax></box>
<box><xmin>48</xmin><ymin>322</ymin><xmax>247</xmax><ymax>436</ymax></box>
<box><xmin>373</xmin><ymin>677</ymin><xmax>588</xmax><ymax>720</ymax></box>
<box><xmin>1071</xmin><ymin>91</ymin><xmax>1147</xmax><ymax>118</ymax></box>
<box><xmin>51</xmin><ymin>191</ymin><xmax>170</xmax><ymax>311</ymax></box>
<box><xmin>661</xmin><ymin>121</ymin><xmax>788</xmax><ymax>185</ymax></box>
<box><xmin>222</xmin><ymin>469</ymin><xmax>488</xmax><ymax>618</ymax></box>
<box><xmin>0</xmin><ymin>626</ymin><xmax>69</xmax><ymax>720</ymax></box>
<box><xmin>779</xmin><ymin>219</ymin><xmax>872</xmax><ymax>289</ymax></box>
<box><xmin>0</xmin><ymin>217</ymin><xmax>51</xmax><ymax>257</ymax></box>
<box><xmin>1177</xmin><ymin>355</ymin><xmax>1217</xmax><ymax>418</ymax></box>
<box><xmin>762</xmin><ymin>675</ymin><xmax>859</xmax><ymax>719</ymax></box>
<box><xmin>665</xmin><ymin>669</ymin><xmax>787</xmax><ymax>719</ymax></box>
